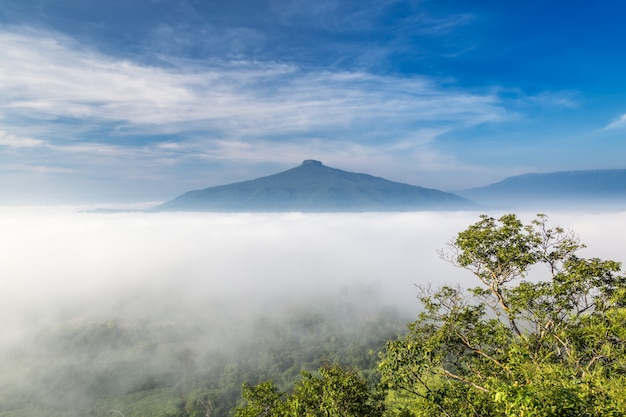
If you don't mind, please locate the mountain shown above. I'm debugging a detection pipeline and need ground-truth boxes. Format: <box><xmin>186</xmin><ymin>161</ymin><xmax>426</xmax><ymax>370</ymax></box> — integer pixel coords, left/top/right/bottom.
<box><xmin>458</xmin><ymin>169</ymin><xmax>626</xmax><ymax>208</ymax></box>
<box><xmin>157</xmin><ymin>160</ymin><xmax>474</xmax><ymax>212</ymax></box>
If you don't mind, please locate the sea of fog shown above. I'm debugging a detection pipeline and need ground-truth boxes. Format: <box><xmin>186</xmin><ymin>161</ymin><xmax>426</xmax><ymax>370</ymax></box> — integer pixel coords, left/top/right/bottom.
<box><xmin>2</xmin><ymin>207</ymin><xmax>626</xmax><ymax>343</ymax></box>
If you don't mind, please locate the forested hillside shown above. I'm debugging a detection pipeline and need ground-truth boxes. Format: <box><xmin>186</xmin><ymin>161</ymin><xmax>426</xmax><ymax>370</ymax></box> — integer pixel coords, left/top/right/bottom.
<box><xmin>2</xmin><ymin>214</ymin><xmax>625</xmax><ymax>417</ymax></box>
<box><xmin>0</xmin><ymin>299</ymin><xmax>406</xmax><ymax>417</ymax></box>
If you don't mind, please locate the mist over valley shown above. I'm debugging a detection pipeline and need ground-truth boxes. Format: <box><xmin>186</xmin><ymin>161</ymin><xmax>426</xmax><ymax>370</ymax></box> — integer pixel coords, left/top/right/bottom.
<box><xmin>0</xmin><ymin>208</ymin><xmax>471</xmax><ymax>417</ymax></box>
<box><xmin>2</xmin><ymin>208</ymin><xmax>626</xmax><ymax>416</ymax></box>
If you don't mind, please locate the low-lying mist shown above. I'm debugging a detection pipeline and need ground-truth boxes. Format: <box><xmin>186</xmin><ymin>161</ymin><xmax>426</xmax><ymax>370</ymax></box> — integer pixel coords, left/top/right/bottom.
<box><xmin>0</xmin><ymin>209</ymin><xmax>469</xmax><ymax>334</ymax></box>
<box><xmin>2</xmin><ymin>207</ymin><xmax>626</xmax><ymax>342</ymax></box>
<box><xmin>1</xmin><ymin>207</ymin><xmax>625</xmax><ymax>416</ymax></box>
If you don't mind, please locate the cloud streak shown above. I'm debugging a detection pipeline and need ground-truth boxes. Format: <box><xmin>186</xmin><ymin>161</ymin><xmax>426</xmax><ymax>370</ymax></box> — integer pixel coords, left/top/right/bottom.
<box><xmin>0</xmin><ymin>130</ymin><xmax>46</xmax><ymax>148</ymax></box>
<box><xmin>0</xmin><ymin>27</ymin><xmax>507</xmax><ymax>139</ymax></box>
<box><xmin>603</xmin><ymin>114</ymin><xmax>626</xmax><ymax>130</ymax></box>
<box><xmin>2</xmin><ymin>30</ymin><xmax>504</xmax><ymax>131</ymax></box>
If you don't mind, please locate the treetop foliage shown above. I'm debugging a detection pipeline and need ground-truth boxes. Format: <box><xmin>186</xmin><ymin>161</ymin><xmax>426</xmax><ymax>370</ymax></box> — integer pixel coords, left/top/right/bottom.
<box><xmin>235</xmin><ymin>364</ymin><xmax>384</xmax><ymax>417</ymax></box>
<box><xmin>380</xmin><ymin>213</ymin><xmax>626</xmax><ymax>416</ymax></box>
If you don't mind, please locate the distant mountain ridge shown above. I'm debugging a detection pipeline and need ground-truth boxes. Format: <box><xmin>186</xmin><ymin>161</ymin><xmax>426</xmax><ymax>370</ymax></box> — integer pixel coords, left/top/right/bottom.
<box><xmin>459</xmin><ymin>169</ymin><xmax>626</xmax><ymax>208</ymax></box>
<box><xmin>158</xmin><ymin>160</ymin><xmax>473</xmax><ymax>212</ymax></box>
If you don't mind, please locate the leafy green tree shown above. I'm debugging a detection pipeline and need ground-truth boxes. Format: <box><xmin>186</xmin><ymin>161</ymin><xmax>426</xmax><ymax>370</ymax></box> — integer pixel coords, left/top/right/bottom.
<box><xmin>234</xmin><ymin>380</ymin><xmax>287</xmax><ymax>417</ymax></box>
<box><xmin>235</xmin><ymin>364</ymin><xmax>384</xmax><ymax>417</ymax></box>
<box><xmin>380</xmin><ymin>214</ymin><xmax>626</xmax><ymax>416</ymax></box>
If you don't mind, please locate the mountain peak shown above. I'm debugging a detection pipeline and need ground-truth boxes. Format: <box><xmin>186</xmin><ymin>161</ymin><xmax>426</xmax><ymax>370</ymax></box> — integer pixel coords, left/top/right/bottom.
<box><xmin>301</xmin><ymin>159</ymin><xmax>323</xmax><ymax>166</ymax></box>
<box><xmin>158</xmin><ymin>161</ymin><xmax>473</xmax><ymax>212</ymax></box>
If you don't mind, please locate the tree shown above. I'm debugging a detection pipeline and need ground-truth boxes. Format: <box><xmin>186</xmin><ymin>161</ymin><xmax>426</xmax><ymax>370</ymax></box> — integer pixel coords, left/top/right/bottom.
<box><xmin>234</xmin><ymin>364</ymin><xmax>384</xmax><ymax>417</ymax></box>
<box><xmin>379</xmin><ymin>214</ymin><xmax>626</xmax><ymax>416</ymax></box>
<box><xmin>235</xmin><ymin>380</ymin><xmax>287</xmax><ymax>417</ymax></box>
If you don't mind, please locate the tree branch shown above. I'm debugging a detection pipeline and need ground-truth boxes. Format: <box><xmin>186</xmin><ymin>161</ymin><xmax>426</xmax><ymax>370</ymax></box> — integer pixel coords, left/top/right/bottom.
<box><xmin>441</xmin><ymin>369</ymin><xmax>489</xmax><ymax>393</ymax></box>
<box><xmin>454</xmin><ymin>330</ymin><xmax>509</xmax><ymax>372</ymax></box>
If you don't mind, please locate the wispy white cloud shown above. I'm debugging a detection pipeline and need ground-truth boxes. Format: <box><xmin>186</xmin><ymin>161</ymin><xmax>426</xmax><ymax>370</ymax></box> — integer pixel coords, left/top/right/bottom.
<box><xmin>273</xmin><ymin>0</ymin><xmax>473</xmax><ymax>38</ymax></box>
<box><xmin>411</xmin><ymin>13</ymin><xmax>475</xmax><ymax>36</ymax></box>
<box><xmin>490</xmin><ymin>87</ymin><xmax>580</xmax><ymax>110</ymax></box>
<box><xmin>0</xmin><ymin>131</ymin><xmax>47</xmax><ymax>148</ymax></box>
<box><xmin>0</xmin><ymin>163</ymin><xmax>75</xmax><ymax>174</ymax></box>
<box><xmin>0</xmin><ymin>27</ymin><xmax>507</xmax><ymax>138</ymax></box>
<box><xmin>530</xmin><ymin>91</ymin><xmax>580</xmax><ymax>109</ymax></box>
<box><xmin>602</xmin><ymin>114</ymin><xmax>626</xmax><ymax>130</ymax></box>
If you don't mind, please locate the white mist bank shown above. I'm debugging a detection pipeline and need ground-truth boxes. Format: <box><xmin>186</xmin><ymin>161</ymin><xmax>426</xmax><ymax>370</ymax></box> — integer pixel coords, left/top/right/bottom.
<box><xmin>1</xmin><ymin>208</ymin><xmax>625</xmax><ymax>342</ymax></box>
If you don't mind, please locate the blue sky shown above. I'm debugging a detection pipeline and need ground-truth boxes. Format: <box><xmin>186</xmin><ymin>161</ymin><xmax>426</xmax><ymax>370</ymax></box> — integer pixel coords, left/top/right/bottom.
<box><xmin>1</xmin><ymin>0</ymin><xmax>625</xmax><ymax>204</ymax></box>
